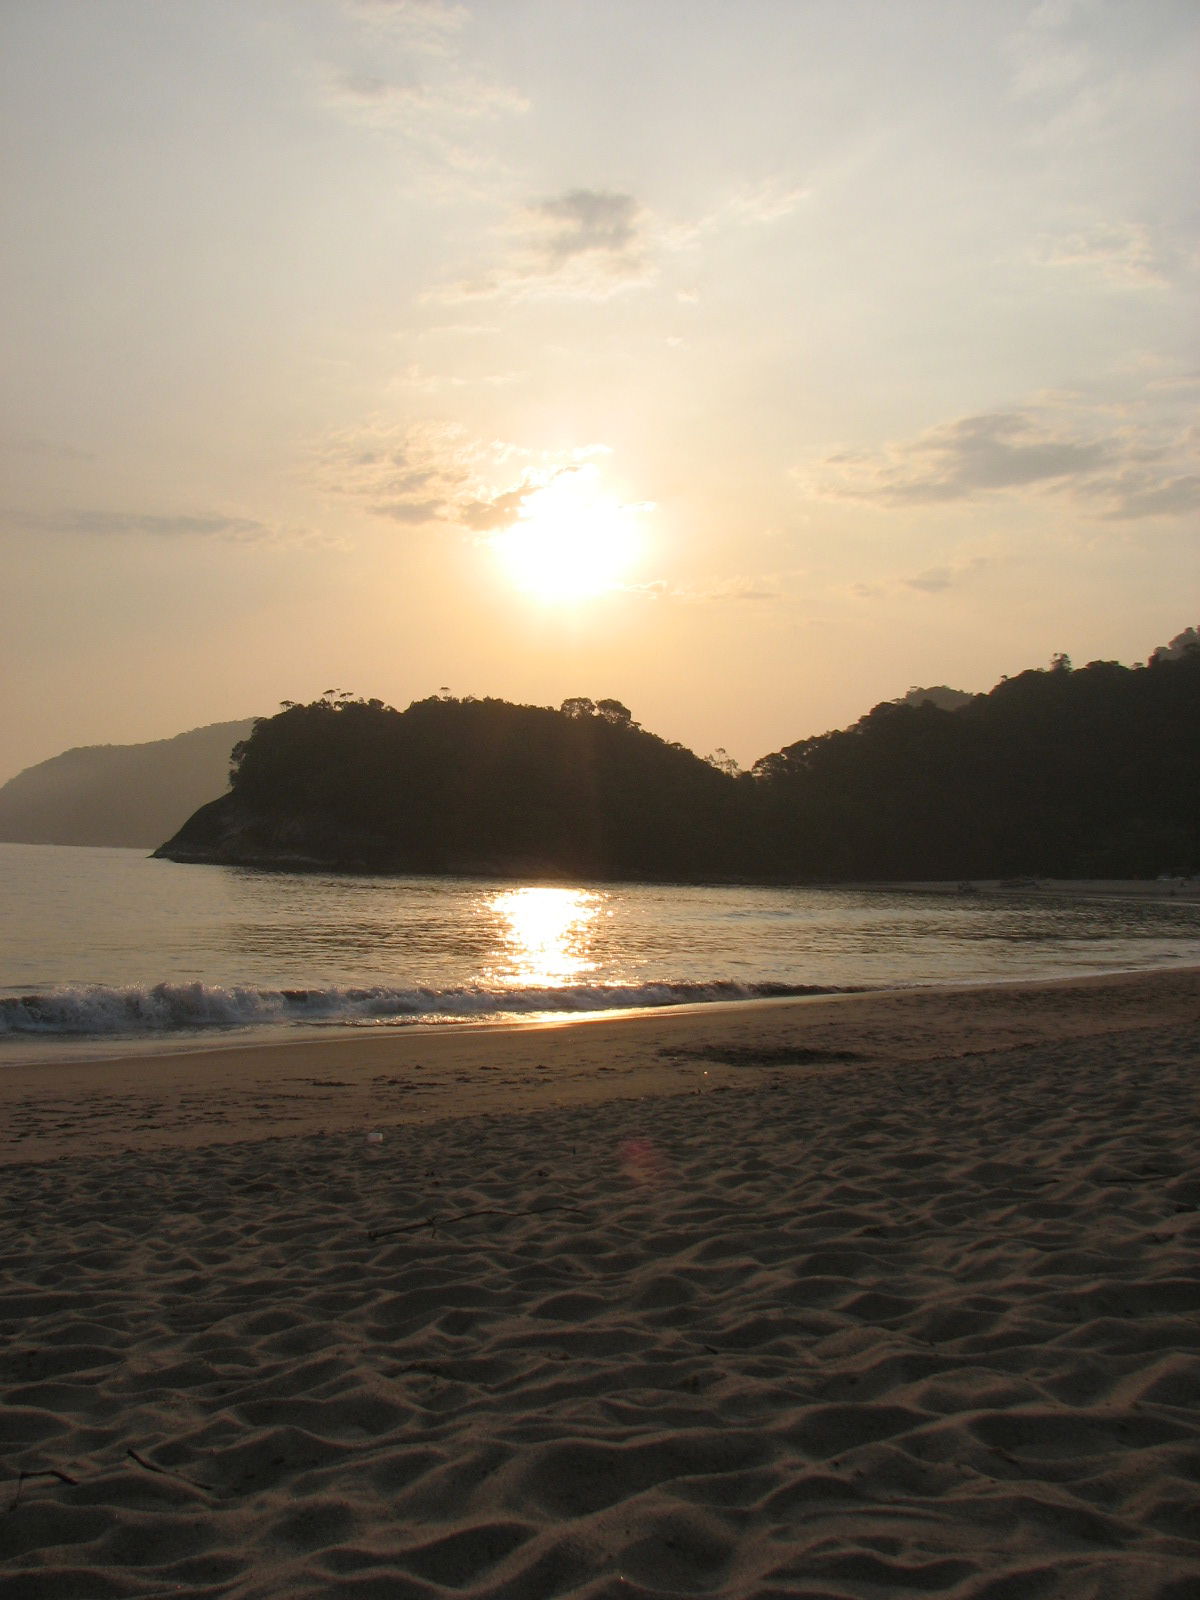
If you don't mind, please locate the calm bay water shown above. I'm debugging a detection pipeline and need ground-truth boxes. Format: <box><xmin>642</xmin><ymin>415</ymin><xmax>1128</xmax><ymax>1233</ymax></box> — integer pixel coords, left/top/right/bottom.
<box><xmin>3</xmin><ymin>843</ymin><xmax>1199</xmax><ymax>1062</ymax></box>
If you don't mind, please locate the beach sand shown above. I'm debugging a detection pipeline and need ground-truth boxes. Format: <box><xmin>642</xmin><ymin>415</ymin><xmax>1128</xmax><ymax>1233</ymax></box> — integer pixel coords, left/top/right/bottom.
<box><xmin>2</xmin><ymin>969</ymin><xmax>1199</xmax><ymax>1597</ymax></box>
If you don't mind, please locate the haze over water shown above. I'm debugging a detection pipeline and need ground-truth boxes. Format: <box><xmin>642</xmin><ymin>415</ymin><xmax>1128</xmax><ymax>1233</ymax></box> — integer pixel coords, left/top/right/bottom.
<box><xmin>3</xmin><ymin>844</ymin><xmax>1198</xmax><ymax>1063</ymax></box>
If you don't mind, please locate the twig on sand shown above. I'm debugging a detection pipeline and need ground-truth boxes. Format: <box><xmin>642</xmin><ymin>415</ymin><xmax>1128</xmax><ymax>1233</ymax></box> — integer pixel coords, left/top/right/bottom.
<box><xmin>6</xmin><ymin>1468</ymin><xmax>78</xmax><ymax>1512</ymax></box>
<box><xmin>126</xmin><ymin>1448</ymin><xmax>214</xmax><ymax>1494</ymax></box>
<box><xmin>368</xmin><ymin>1202</ymin><xmax>588</xmax><ymax>1241</ymax></box>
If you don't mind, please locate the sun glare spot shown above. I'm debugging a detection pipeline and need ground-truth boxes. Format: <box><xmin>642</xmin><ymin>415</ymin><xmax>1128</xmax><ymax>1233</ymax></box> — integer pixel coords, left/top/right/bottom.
<box><xmin>492</xmin><ymin>465</ymin><xmax>645</xmax><ymax>602</ymax></box>
<box><xmin>488</xmin><ymin>885</ymin><xmax>599</xmax><ymax>987</ymax></box>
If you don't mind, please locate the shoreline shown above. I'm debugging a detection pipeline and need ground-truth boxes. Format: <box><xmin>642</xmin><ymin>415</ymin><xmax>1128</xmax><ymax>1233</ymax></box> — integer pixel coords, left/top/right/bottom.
<box><xmin>3</xmin><ymin>965</ymin><xmax>1197</xmax><ymax>1165</ymax></box>
<box><xmin>847</xmin><ymin>875</ymin><xmax>1200</xmax><ymax>902</ymax></box>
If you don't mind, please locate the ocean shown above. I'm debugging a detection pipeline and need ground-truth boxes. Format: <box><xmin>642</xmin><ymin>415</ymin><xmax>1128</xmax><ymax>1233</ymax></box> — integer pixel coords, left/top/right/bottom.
<box><xmin>3</xmin><ymin>842</ymin><xmax>1199</xmax><ymax>1063</ymax></box>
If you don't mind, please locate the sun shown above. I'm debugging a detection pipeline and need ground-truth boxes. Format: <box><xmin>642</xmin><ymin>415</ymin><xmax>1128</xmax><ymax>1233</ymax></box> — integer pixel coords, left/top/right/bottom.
<box><xmin>492</xmin><ymin>465</ymin><xmax>644</xmax><ymax>602</ymax></box>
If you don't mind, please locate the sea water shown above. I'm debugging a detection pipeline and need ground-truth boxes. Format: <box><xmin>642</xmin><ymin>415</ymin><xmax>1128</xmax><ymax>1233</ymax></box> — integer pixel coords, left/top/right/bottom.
<box><xmin>2</xmin><ymin>842</ymin><xmax>1198</xmax><ymax>1062</ymax></box>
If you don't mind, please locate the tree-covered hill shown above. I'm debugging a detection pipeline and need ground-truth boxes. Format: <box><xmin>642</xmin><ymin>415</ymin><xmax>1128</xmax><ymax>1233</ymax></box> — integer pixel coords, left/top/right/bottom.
<box><xmin>751</xmin><ymin>650</ymin><xmax>1200</xmax><ymax>880</ymax></box>
<box><xmin>155</xmin><ymin>647</ymin><xmax>1200</xmax><ymax>881</ymax></box>
<box><xmin>156</xmin><ymin>693</ymin><xmax>749</xmax><ymax>879</ymax></box>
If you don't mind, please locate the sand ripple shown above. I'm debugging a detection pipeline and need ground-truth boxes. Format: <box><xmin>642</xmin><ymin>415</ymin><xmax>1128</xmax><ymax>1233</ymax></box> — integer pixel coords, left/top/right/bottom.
<box><xmin>3</xmin><ymin>1023</ymin><xmax>1199</xmax><ymax>1597</ymax></box>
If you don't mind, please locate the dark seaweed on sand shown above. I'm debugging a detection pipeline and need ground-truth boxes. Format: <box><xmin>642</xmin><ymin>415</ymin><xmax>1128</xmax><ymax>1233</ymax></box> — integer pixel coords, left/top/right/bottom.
<box><xmin>659</xmin><ymin>1044</ymin><xmax>863</xmax><ymax>1068</ymax></box>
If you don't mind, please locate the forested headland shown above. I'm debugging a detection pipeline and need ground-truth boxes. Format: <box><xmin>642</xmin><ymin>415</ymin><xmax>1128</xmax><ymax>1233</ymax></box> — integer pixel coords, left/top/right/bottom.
<box><xmin>156</xmin><ymin>647</ymin><xmax>1199</xmax><ymax>882</ymax></box>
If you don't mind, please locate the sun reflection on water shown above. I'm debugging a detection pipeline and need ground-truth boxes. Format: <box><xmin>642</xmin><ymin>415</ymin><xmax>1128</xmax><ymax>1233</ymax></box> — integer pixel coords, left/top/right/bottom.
<box><xmin>486</xmin><ymin>886</ymin><xmax>600</xmax><ymax>987</ymax></box>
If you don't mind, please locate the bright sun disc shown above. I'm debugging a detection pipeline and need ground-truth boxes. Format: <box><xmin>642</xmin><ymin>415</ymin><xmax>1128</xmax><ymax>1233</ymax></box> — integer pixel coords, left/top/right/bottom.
<box><xmin>493</xmin><ymin>467</ymin><xmax>643</xmax><ymax>601</ymax></box>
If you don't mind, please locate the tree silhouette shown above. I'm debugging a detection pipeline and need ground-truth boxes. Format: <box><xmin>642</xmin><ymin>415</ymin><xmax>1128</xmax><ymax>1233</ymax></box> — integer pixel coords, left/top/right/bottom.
<box><xmin>161</xmin><ymin>651</ymin><xmax>1200</xmax><ymax>882</ymax></box>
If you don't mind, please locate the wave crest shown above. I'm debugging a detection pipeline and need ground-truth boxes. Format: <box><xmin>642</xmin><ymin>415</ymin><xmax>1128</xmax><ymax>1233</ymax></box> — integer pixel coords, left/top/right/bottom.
<box><xmin>0</xmin><ymin>979</ymin><xmax>848</xmax><ymax>1038</ymax></box>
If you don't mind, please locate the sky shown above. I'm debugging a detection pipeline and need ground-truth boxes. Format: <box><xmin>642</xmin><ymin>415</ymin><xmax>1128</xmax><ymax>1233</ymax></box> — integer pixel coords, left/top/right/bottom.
<box><xmin>2</xmin><ymin>0</ymin><xmax>1197</xmax><ymax>783</ymax></box>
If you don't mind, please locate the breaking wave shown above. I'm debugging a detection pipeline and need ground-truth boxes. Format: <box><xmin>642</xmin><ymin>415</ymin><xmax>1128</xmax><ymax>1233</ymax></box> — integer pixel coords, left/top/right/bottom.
<box><xmin>0</xmin><ymin>979</ymin><xmax>853</xmax><ymax>1038</ymax></box>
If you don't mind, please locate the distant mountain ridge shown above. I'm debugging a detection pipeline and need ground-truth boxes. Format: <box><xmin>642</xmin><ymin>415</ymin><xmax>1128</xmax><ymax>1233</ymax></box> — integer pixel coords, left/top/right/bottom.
<box><xmin>0</xmin><ymin>719</ymin><xmax>256</xmax><ymax>848</ymax></box>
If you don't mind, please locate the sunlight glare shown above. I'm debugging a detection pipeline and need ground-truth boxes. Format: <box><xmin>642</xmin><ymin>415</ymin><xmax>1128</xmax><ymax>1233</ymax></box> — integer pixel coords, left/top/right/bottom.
<box><xmin>489</xmin><ymin>885</ymin><xmax>599</xmax><ymax>986</ymax></box>
<box><xmin>492</xmin><ymin>466</ymin><xmax>644</xmax><ymax>602</ymax></box>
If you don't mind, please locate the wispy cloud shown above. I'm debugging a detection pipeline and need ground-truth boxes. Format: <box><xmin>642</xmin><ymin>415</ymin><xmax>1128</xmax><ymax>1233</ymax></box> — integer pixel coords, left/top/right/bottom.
<box><xmin>903</xmin><ymin>557</ymin><xmax>991</xmax><ymax>593</ymax></box>
<box><xmin>369</xmin><ymin>498</ymin><xmax>446</xmax><ymax>525</ymax></box>
<box><xmin>799</xmin><ymin>402</ymin><xmax>1198</xmax><ymax>520</ymax></box>
<box><xmin>323</xmin><ymin>68</ymin><xmax>528</xmax><ymax>128</ymax></box>
<box><xmin>389</xmin><ymin>362</ymin><xmax>524</xmax><ymax>392</ymax></box>
<box><xmin>0</xmin><ymin>433</ymin><xmax>94</xmax><ymax>462</ymax></box>
<box><xmin>320</xmin><ymin>0</ymin><xmax>526</xmax><ymax>193</ymax></box>
<box><xmin>9</xmin><ymin>508</ymin><xmax>312</xmax><ymax>543</ymax></box>
<box><xmin>849</xmin><ymin>557</ymin><xmax>991</xmax><ymax>601</ymax></box>
<box><xmin>431</xmin><ymin>174</ymin><xmax>810</xmax><ymax>303</ymax></box>
<box><xmin>1076</xmin><ymin>469</ymin><xmax>1200</xmax><ymax>521</ymax></box>
<box><xmin>1035</xmin><ymin>220</ymin><xmax>1172</xmax><ymax>288</ymax></box>
<box><xmin>1006</xmin><ymin>0</ymin><xmax>1095</xmax><ymax>101</ymax></box>
<box><xmin>1001</xmin><ymin>0</ymin><xmax>1175</xmax><ymax>155</ymax></box>
<box><xmin>533</xmin><ymin>190</ymin><xmax>640</xmax><ymax>262</ymax></box>
<box><xmin>315</xmin><ymin>420</ymin><xmax>471</xmax><ymax>524</ymax></box>
<box><xmin>637</xmin><ymin>574</ymin><xmax>791</xmax><ymax>605</ymax></box>
<box><xmin>684</xmin><ymin>177</ymin><xmax>811</xmax><ymax>239</ymax></box>
<box><xmin>458</xmin><ymin>479</ymin><xmax>550</xmax><ymax>532</ymax></box>
<box><xmin>433</xmin><ymin>188</ymin><xmax>651</xmax><ymax>302</ymax></box>
<box><xmin>807</xmin><ymin>412</ymin><xmax>1108</xmax><ymax>504</ymax></box>
<box><xmin>314</xmin><ymin>419</ymin><xmax>610</xmax><ymax>528</ymax></box>
<box><xmin>341</xmin><ymin>0</ymin><xmax>468</xmax><ymax>56</ymax></box>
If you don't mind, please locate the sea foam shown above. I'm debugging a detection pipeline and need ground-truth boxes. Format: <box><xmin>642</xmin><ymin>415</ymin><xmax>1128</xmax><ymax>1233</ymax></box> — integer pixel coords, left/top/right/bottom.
<box><xmin>0</xmin><ymin>979</ymin><xmax>845</xmax><ymax>1037</ymax></box>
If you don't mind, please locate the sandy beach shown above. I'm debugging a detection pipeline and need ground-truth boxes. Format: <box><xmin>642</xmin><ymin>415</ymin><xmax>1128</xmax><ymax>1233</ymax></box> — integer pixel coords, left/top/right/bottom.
<box><xmin>3</xmin><ymin>969</ymin><xmax>1199</xmax><ymax>1597</ymax></box>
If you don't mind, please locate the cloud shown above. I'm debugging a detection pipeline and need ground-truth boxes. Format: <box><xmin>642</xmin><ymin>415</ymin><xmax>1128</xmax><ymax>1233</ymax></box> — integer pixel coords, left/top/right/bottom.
<box><xmin>694</xmin><ymin>178</ymin><xmax>811</xmax><ymax>232</ymax></box>
<box><xmin>432</xmin><ymin>173</ymin><xmax>809</xmax><ymax>304</ymax></box>
<box><xmin>697</xmin><ymin>577</ymin><xmax>785</xmax><ymax>602</ymax></box>
<box><xmin>391</xmin><ymin>361</ymin><xmax>523</xmax><ymax>392</ymax></box>
<box><xmin>341</xmin><ymin>0</ymin><xmax>467</xmax><ymax>54</ymax></box>
<box><xmin>531</xmin><ymin>190</ymin><xmax>639</xmax><ymax>261</ymax></box>
<box><xmin>315</xmin><ymin>420</ymin><xmax>473</xmax><ymax>524</ymax></box>
<box><xmin>1036</xmin><ymin>221</ymin><xmax>1172</xmax><ymax>288</ymax></box>
<box><xmin>1006</xmin><ymin>0</ymin><xmax>1094</xmax><ymax>100</ymax></box>
<box><xmin>370</xmin><ymin>498</ymin><xmax>447</xmax><ymax>524</ymax></box>
<box><xmin>647</xmin><ymin>574</ymin><xmax>790</xmax><ymax>605</ymax></box>
<box><xmin>0</xmin><ymin>434</ymin><xmax>93</xmax><ymax>462</ymax></box>
<box><xmin>902</xmin><ymin>557</ymin><xmax>990</xmax><ymax>593</ymax></box>
<box><xmin>808</xmin><ymin>412</ymin><xmax>1108</xmax><ymax>504</ymax></box>
<box><xmin>434</xmin><ymin>188</ymin><xmax>651</xmax><ymax>302</ymax></box>
<box><xmin>10</xmin><ymin>509</ymin><xmax>303</xmax><ymax>543</ymax></box>
<box><xmin>1077</xmin><ymin>470</ymin><xmax>1200</xmax><ymax>521</ymax></box>
<box><xmin>324</xmin><ymin>68</ymin><xmax>528</xmax><ymax>127</ymax></box>
<box><xmin>320</xmin><ymin>1</ymin><xmax>526</xmax><ymax>196</ymax></box>
<box><xmin>848</xmin><ymin>557</ymin><xmax>990</xmax><ymax>601</ymax></box>
<box><xmin>315</xmin><ymin>420</ymin><xmax>612</xmax><ymax>530</ymax></box>
<box><xmin>458</xmin><ymin>480</ymin><xmax>544</xmax><ymax>531</ymax></box>
<box><xmin>800</xmin><ymin>403</ymin><xmax>1198</xmax><ymax>520</ymax></box>
<box><xmin>903</xmin><ymin>569</ymin><xmax>957</xmax><ymax>593</ymax></box>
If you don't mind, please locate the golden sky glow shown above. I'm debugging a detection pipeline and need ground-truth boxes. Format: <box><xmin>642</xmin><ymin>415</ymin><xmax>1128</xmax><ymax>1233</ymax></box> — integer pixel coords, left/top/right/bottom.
<box><xmin>0</xmin><ymin>2</ymin><xmax>1196</xmax><ymax>781</ymax></box>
